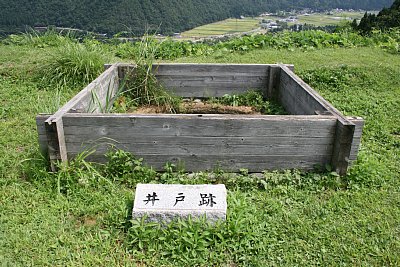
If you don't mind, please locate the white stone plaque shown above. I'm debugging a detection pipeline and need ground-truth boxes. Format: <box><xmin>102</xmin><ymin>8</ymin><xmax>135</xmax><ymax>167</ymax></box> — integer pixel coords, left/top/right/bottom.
<box><xmin>132</xmin><ymin>183</ymin><xmax>227</xmax><ymax>223</ymax></box>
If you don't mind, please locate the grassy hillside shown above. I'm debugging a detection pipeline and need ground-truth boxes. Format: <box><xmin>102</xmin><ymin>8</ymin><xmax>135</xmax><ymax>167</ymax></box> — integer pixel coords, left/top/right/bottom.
<box><xmin>0</xmin><ymin>0</ymin><xmax>394</xmax><ymax>36</ymax></box>
<box><xmin>0</xmin><ymin>33</ymin><xmax>399</xmax><ymax>265</ymax></box>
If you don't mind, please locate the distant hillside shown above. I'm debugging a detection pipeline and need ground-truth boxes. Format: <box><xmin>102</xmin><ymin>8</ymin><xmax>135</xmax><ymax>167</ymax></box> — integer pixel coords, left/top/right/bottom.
<box><xmin>0</xmin><ymin>0</ymin><xmax>394</xmax><ymax>36</ymax></box>
<box><xmin>357</xmin><ymin>0</ymin><xmax>400</xmax><ymax>32</ymax></box>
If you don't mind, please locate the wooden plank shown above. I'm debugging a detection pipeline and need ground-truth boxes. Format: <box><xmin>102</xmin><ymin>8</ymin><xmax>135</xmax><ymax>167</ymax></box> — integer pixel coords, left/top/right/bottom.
<box><xmin>69</xmin><ymin>154</ymin><xmax>331</xmax><ymax>172</ymax></box>
<box><xmin>153</xmin><ymin>63</ymin><xmax>273</xmax><ymax>75</ymax></box>
<box><xmin>278</xmin><ymin>65</ymin><xmax>362</xmax><ymax>175</ymax></box>
<box><xmin>157</xmin><ymin>84</ymin><xmax>264</xmax><ymax>98</ymax></box>
<box><xmin>114</xmin><ymin>63</ymin><xmax>294</xmax><ymax>99</ymax></box>
<box><xmin>42</xmin><ymin>118</ymin><xmax>68</xmax><ymax>169</ymax></box>
<box><xmin>266</xmin><ymin>65</ymin><xmax>281</xmax><ymax>100</ymax></box>
<box><xmin>112</xmin><ymin>63</ymin><xmax>292</xmax><ymax>98</ymax></box>
<box><xmin>72</xmin><ymin>65</ymin><xmax>120</xmax><ymax>113</ymax></box>
<box><xmin>65</xmin><ymin>141</ymin><xmax>333</xmax><ymax>156</ymax></box>
<box><xmin>63</xmin><ymin>124</ymin><xmax>335</xmax><ymax>138</ymax></box>
<box><xmin>152</xmin><ymin>63</ymin><xmax>294</xmax><ymax>72</ymax></box>
<box><xmin>43</xmin><ymin>64</ymin><xmax>119</xmax><ymax>166</ymax></box>
<box><xmin>64</xmin><ymin>135</ymin><xmax>334</xmax><ymax>146</ymax></box>
<box><xmin>278</xmin><ymin>66</ymin><xmax>329</xmax><ymax>115</ymax></box>
<box><xmin>154</xmin><ymin>64</ymin><xmax>269</xmax><ymax>97</ymax></box>
<box><xmin>62</xmin><ymin>114</ymin><xmax>337</xmax><ymax>138</ymax></box>
<box><xmin>46</xmin><ymin>64</ymin><xmax>119</xmax><ymax>121</ymax></box>
<box><xmin>116</xmin><ymin>63</ymin><xmax>136</xmax><ymax>80</ymax></box>
<box><xmin>349</xmin><ymin>138</ymin><xmax>361</xmax><ymax>161</ymax></box>
<box><xmin>155</xmin><ymin>75</ymin><xmax>267</xmax><ymax>82</ymax></box>
<box><xmin>279</xmin><ymin>64</ymin><xmax>352</xmax><ymax>119</ymax></box>
<box><xmin>63</xmin><ymin>113</ymin><xmax>335</xmax><ymax>122</ymax></box>
<box><xmin>36</xmin><ymin>115</ymin><xmax>50</xmax><ymax>158</ymax></box>
<box><xmin>44</xmin><ymin>121</ymin><xmax>62</xmax><ymax>171</ymax></box>
<box><xmin>155</xmin><ymin>71</ymin><xmax>270</xmax><ymax>78</ymax></box>
<box><xmin>59</xmin><ymin>113</ymin><xmax>336</xmax><ymax>172</ymax></box>
<box><xmin>348</xmin><ymin>117</ymin><xmax>364</xmax><ymax>162</ymax></box>
<box><xmin>330</xmin><ymin>119</ymin><xmax>355</xmax><ymax>175</ymax></box>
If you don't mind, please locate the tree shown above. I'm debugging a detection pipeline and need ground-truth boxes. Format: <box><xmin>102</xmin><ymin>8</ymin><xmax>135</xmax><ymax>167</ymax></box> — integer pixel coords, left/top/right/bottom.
<box><xmin>357</xmin><ymin>0</ymin><xmax>400</xmax><ymax>33</ymax></box>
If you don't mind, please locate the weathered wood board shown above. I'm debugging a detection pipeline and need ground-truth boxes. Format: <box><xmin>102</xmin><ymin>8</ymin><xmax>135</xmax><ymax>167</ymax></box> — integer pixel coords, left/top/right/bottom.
<box><xmin>348</xmin><ymin>117</ymin><xmax>364</xmax><ymax>161</ymax></box>
<box><xmin>119</xmin><ymin>63</ymin><xmax>293</xmax><ymax>98</ymax></box>
<box><xmin>278</xmin><ymin>67</ymin><xmax>329</xmax><ymax>115</ymax></box>
<box><xmin>37</xmin><ymin>113</ymin><xmax>337</xmax><ymax>172</ymax></box>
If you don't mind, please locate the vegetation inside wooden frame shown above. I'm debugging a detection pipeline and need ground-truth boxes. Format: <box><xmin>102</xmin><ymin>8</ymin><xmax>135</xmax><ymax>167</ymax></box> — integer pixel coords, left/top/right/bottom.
<box><xmin>114</xmin><ymin>88</ymin><xmax>288</xmax><ymax>116</ymax></box>
<box><xmin>37</xmin><ymin>63</ymin><xmax>364</xmax><ymax>175</ymax></box>
<box><xmin>108</xmin><ymin>59</ymin><xmax>288</xmax><ymax>116</ymax></box>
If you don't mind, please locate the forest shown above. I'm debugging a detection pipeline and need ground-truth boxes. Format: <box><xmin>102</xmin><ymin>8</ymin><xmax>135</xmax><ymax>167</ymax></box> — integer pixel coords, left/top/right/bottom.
<box><xmin>356</xmin><ymin>0</ymin><xmax>400</xmax><ymax>33</ymax></box>
<box><xmin>0</xmin><ymin>0</ymin><xmax>394</xmax><ymax>36</ymax></box>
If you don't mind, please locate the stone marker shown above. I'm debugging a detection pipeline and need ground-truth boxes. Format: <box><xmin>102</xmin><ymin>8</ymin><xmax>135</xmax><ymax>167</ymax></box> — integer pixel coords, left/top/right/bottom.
<box><xmin>132</xmin><ymin>183</ymin><xmax>227</xmax><ymax>223</ymax></box>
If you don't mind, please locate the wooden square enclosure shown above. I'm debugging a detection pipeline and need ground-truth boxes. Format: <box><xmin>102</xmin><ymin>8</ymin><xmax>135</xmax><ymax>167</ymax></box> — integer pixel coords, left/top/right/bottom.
<box><xmin>36</xmin><ymin>63</ymin><xmax>363</xmax><ymax>175</ymax></box>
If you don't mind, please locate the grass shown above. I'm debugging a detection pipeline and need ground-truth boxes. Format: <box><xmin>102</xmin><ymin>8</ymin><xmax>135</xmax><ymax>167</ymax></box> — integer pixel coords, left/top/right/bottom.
<box><xmin>181</xmin><ymin>18</ymin><xmax>259</xmax><ymax>37</ymax></box>
<box><xmin>0</xmin><ymin>33</ymin><xmax>399</xmax><ymax>265</ymax></box>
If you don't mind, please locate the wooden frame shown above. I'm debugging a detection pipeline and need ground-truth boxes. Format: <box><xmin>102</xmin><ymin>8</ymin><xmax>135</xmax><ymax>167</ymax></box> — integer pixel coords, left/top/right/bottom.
<box><xmin>37</xmin><ymin>63</ymin><xmax>363</xmax><ymax>175</ymax></box>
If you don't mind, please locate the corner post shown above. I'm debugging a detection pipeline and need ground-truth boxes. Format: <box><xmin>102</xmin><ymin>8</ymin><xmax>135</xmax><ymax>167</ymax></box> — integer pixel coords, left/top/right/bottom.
<box><xmin>45</xmin><ymin>118</ymin><xmax>67</xmax><ymax>171</ymax></box>
<box><xmin>266</xmin><ymin>65</ymin><xmax>281</xmax><ymax>100</ymax></box>
<box><xmin>331</xmin><ymin>118</ymin><xmax>355</xmax><ymax>176</ymax></box>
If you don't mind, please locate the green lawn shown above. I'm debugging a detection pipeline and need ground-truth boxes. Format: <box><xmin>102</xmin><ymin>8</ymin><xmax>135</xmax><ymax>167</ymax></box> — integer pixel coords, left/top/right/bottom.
<box><xmin>0</xmin><ymin>36</ymin><xmax>399</xmax><ymax>266</ymax></box>
<box><xmin>181</xmin><ymin>18</ymin><xmax>259</xmax><ymax>37</ymax></box>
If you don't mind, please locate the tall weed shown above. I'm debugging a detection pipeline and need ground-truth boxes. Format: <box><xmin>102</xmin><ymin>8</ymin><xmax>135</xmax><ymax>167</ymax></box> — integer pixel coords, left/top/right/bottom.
<box><xmin>118</xmin><ymin>34</ymin><xmax>180</xmax><ymax>112</ymax></box>
<box><xmin>1</xmin><ymin>29</ymin><xmax>72</xmax><ymax>47</ymax></box>
<box><xmin>39</xmin><ymin>40</ymin><xmax>109</xmax><ymax>88</ymax></box>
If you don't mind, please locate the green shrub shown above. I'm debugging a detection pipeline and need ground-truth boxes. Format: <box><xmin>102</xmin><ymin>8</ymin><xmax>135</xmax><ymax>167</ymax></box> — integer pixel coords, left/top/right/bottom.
<box><xmin>104</xmin><ymin>149</ymin><xmax>157</xmax><ymax>187</ymax></box>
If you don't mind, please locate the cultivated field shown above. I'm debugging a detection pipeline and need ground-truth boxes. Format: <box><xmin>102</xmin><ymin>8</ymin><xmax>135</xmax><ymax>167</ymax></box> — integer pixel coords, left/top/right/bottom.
<box><xmin>180</xmin><ymin>11</ymin><xmax>368</xmax><ymax>40</ymax></box>
<box><xmin>181</xmin><ymin>18</ymin><xmax>260</xmax><ymax>38</ymax></box>
<box><xmin>263</xmin><ymin>11</ymin><xmax>367</xmax><ymax>27</ymax></box>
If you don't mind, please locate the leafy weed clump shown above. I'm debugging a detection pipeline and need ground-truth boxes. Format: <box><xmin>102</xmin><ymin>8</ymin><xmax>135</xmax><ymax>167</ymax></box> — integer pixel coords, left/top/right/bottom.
<box><xmin>32</xmin><ymin>147</ymin><xmax>346</xmax><ymax>196</ymax></box>
<box><xmin>104</xmin><ymin>149</ymin><xmax>157</xmax><ymax>187</ymax></box>
<box><xmin>97</xmin><ymin>149</ymin><xmax>347</xmax><ymax>192</ymax></box>
<box><xmin>209</xmin><ymin>90</ymin><xmax>287</xmax><ymax>115</ymax></box>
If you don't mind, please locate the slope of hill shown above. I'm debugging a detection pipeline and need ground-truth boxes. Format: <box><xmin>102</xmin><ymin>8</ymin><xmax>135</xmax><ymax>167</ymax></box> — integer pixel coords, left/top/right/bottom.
<box><xmin>0</xmin><ymin>31</ymin><xmax>399</xmax><ymax>265</ymax></box>
<box><xmin>0</xmin><ymin>0</ymin><xmax>394</xmax><ymax>36</ymax></box>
